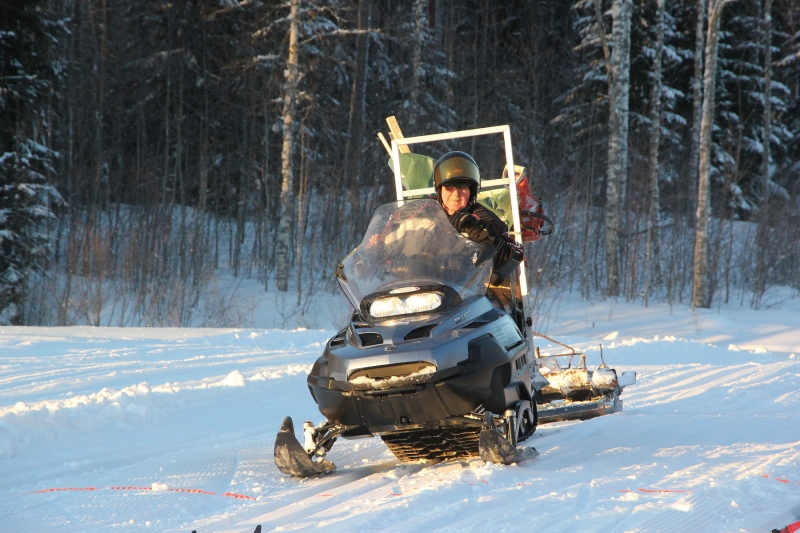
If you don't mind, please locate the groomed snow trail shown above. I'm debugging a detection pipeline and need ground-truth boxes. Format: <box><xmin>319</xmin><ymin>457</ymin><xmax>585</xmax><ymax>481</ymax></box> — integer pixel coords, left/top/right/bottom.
<box><xmin>1</xmin><ymin>297</ymin><xmax>798</xmax><ymax>532</ymax></box>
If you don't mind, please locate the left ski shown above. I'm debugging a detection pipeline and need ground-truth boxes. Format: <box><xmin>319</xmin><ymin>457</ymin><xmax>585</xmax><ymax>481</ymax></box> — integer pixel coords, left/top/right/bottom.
<box><xmin>274</xmin><ymin>417</ymin><xmax>336</xmax><ymax>477</ymax></box>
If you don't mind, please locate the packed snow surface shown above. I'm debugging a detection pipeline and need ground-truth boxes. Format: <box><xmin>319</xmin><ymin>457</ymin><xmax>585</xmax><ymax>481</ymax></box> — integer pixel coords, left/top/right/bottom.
<box><xmin>1</xmin><ymin>293</ymin><xmax>799</xmax><ymax>532</ymax></box>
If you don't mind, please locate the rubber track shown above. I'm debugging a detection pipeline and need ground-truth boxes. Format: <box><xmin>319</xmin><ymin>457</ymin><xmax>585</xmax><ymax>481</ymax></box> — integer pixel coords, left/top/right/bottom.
<box><xmin>381</xmin><ymin>427</ymin><xmax>481</xmax><ymax>462</ymax></box>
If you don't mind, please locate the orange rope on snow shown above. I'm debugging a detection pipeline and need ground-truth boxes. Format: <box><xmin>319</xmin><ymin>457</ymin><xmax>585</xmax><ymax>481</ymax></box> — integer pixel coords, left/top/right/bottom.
<box><xmin>30</xmin><ymin>484</ymin><xmax>256</xmax><ymax>500</ymax></box>
<box><xmin>34</xmin><ymin>487</ymin><xmax>98</xmax><ymax>493</ymax></box>
<box><xmin>762</xmin><ymin>473</ymin><xmax>800</xmax><ymax>485</ymax></box>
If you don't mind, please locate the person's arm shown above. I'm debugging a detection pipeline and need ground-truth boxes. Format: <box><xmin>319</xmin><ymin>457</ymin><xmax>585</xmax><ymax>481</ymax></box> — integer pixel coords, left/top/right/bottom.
<box><xmin>467</xmin><ymin>205</ymin><xmax>523</xmax><ymax>280</ymax></box>
<box><xmin>449</xmin><ymin>210</ymin><xmax>498</xmax><ymax>244</ymax></box>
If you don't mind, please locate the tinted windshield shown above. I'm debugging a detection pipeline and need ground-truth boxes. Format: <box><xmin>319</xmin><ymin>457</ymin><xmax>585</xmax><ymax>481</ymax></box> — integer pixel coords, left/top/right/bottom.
<box><xmin>336</xmin><ymin>199</ymin><xmax>494</xmax><ymax>310</ymax></box>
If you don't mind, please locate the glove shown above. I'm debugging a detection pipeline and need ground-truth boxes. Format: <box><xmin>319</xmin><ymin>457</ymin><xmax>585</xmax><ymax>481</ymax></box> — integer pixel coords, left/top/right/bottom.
<box><xmin>499</xmin><ymin>232</ymin><xmax>524</xmax><ymax>262</ymax></box>
<box><xmin>450</xmin><ymin>212</ymin><xmax>498</xmax><ymax>244</ymax></box>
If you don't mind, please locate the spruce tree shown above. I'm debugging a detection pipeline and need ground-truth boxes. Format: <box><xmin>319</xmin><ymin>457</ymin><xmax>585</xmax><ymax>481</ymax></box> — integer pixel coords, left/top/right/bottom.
<box><xmin>0</xmin><ymin>0</ymin><xmax>63</xmax><ymax>323</ymax></box>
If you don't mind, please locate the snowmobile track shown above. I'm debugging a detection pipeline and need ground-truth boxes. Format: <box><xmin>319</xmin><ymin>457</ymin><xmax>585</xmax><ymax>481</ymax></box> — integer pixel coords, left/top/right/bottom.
<box><xmin>381</xmin><ymin>426</ymin><xmax>481</xmax><ymax>462</ymax></box>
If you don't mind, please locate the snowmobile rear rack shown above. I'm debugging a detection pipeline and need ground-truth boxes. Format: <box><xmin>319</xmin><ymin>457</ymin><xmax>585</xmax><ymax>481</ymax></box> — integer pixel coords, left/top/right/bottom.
<box><xmin>532</xmin><ymin>337</ymin><xmax>636</xmax><ymax>424</ymax></box>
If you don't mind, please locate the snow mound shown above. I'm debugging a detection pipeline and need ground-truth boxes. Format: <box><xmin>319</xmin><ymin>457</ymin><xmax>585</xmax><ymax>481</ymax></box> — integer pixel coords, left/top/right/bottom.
<box><xmin>249</xmin><ymin>364</ymin><xmax>312</xmax><ymax>380</ymax></box>
<box><xmin>219</xmin><ymin>370</ymin><xmax>246</xmax><ymax>387</ymax></box>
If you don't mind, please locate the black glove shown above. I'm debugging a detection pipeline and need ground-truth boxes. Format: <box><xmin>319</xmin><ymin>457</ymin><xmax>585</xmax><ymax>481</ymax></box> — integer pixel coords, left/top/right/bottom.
<box><xmin>499</xmin><ymin>232</ymin><xmax>524</xmax><ymax>262</ymax></box>
<box><xmin>450</xmin><ymin>212</ymin><xmax>498</xmax><ymax>244</ymax></box>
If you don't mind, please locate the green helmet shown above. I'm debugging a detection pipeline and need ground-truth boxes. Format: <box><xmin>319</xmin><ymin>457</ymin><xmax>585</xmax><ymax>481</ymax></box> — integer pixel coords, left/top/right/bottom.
<box><xmin>433</xmin><ymin>151</ymin><xmax>480</xmax><ymax>202</ymax></box>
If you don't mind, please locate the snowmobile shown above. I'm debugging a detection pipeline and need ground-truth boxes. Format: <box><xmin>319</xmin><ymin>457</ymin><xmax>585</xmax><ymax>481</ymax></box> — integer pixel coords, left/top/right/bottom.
<box><xmin>274</xmin><ymin>122</ymin><xmax>636</xmax><ymax>477</ymax></box>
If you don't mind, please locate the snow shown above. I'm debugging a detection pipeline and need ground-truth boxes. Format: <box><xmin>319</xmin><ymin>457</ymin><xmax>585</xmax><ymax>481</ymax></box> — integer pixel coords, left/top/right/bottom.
<box><xmin>1</xmin><ymin>293</ymin><xmax>799</xmax><ymax>532</ymax></box>
<box><xmin>590</xmin><ymin>367</ymin><xmax>618</xmax><ymax>388</ymax></box>
<box><xmin>348</xmin><ymin>366</ymin><xmax>437</xmax><ymax>389</ymax></box>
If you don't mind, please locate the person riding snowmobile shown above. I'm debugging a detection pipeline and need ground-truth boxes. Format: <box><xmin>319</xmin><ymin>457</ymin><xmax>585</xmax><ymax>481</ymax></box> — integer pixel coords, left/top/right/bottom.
<box><xmin>433</xmin><ymin>151</ymin><xmax>523</xmax><ymax>281</ymax></box>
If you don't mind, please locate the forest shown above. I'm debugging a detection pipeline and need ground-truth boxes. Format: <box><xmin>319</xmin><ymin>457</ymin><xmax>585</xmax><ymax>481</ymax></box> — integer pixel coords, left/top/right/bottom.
<box><xmin>1</xmin><ymin>0</ymin><xmax>799</xmax><ymax>326</ymax></box>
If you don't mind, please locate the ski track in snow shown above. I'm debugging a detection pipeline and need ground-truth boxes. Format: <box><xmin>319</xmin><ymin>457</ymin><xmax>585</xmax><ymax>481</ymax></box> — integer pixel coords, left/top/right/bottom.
<box><xmin>1</xmin><ymin>300</ymin><xmax>799</xmax><ymax>532</ymax></box>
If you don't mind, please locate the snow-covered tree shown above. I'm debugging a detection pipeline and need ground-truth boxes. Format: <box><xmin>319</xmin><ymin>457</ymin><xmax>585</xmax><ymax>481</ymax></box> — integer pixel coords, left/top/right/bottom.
<box><xmin>643</xmin><ymin>0</ymin><xmax>666</xmax><ymax>305</ymax></box>
<box><xmin>709</xmin><ymin>2</ymin><xmax>791</xmax><ymax>219</ymax></box>
<box><xmin>0</xmin><ymin>0</ymin><xmax>64</xmax><ymax>324</ymax></box>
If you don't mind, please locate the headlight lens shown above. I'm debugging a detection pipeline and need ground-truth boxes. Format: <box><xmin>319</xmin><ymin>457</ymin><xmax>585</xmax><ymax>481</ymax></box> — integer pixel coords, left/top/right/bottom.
<box><xmin>369</xmin><ymin>297</ymin><xmax>405</xmax><ymax>317</ymax></box>
<box><xmin>369</xmin><ymin>293</ymin><xmax>442</xmax><ymax>317</ymax></box>
<box><xmin>404</xmin><ymin>293</ymin><xmax>442</xmax><ymax>313</ymax></box>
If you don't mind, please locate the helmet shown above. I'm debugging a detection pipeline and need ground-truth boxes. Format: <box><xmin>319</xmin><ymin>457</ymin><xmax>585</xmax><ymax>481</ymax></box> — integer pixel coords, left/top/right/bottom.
<box><xmin>433</xmin><ymin>151</ymin><xmax>480</xmax><ymax>202</ymax></box>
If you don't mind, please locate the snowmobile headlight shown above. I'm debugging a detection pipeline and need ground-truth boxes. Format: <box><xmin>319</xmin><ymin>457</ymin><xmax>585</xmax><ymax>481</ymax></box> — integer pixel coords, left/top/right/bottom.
<box><xmin>404</xmin><ymin>293</ymin><xmax>442</xmax><ymax>313</ymax></box>
<box><xmin>369</xmin><ymin>293</ymin><xmax>442</xmax><ymax>317</ymax></box>
<box><xmin>370</xmin><ymin>297</ymin><xmax>405</xmax><ymax>317</ymax></box>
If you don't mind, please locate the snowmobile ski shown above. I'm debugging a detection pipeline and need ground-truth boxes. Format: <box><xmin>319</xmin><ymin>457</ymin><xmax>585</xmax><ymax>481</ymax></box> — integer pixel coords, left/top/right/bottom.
<box><xmin>274</xmin><ymin>417</ymin><xmax>336</xmax><ymax>477</ymax></box>
<box><xmin>478</xmin><ymin>413</ymin><xmax>538</xmax><ymax>465</ymax></box>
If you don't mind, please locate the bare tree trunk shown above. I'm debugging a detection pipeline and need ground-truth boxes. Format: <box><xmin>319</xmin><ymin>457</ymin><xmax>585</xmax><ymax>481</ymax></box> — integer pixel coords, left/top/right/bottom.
<box><xmin>444</xmin><ymin>4</ymin><xmax>456</xmax><ymax>123</ymax></box>
<box><xmin>408</xmin><ymin>0</ymin><xmax>425</xmax><ymax>128</ymax></box>
<box><xmin>262</xmin><ymin>100</ymin><xmax>271</xmax><ymax>291</ymax></box>
<box><xmin>275</xmin><ymin>0</ymin><xmax>300</xmax><ymax>292</ymax></box>
<box><xmin>296</xmin><ymin>125</ymin><xmax>309</xmax><ymax>306</ymax></box>
<box><xmin>594</xmin><ymin>0</ymin><xmax>612</xmax><ymax>85</ymax></box>
<box><xmin>91</xmin><ymin>0</ymin><xmax>108</xmax><ymax>215</ymax></box>
<box><xmin>644</xmin><ymin>0</ymin><xmax>665</xmax><ymax>306</ymax></box>
<box><xmin>342</xmin><ymin>0</ymin><xmax>371</xmax><ymax>189</ymax></box>
<box><xmin>604</xmin><ymin>0</ymin><xmax>631</xmax><ymax>297</ymax></box>
<box><xmin>688</xmin><ymin>0</ymin><xmax>707</xmax><ymax>222</ymax></box>
<box><xmin>753</xmin><ymin>0</ymin><xmax>773</xmax><ymax>307</ymax></box>
<box><xmin>693</xmin><ymin>0</ymin><xmax>732</xmax><ymax>309</ymax></box>
<box><xmin>761</xmin><ymin>0</ymin><xmax>772</xmax><ymax>203</ymax></box>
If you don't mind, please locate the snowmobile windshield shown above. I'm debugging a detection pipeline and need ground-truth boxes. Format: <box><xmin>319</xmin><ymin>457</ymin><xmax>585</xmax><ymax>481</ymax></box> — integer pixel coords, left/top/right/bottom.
<box><xmin>336</xmin><ymin>199</ymin><xmax>494</xmax><ymax>320</ymax></box>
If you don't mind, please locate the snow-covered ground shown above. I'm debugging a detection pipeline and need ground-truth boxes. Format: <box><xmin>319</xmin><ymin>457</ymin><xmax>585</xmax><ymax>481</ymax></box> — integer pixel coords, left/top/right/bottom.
<box><xmin>1</xmin><ymin>292</ymin><xmax>799</xmax><ymax>532</ymax></box>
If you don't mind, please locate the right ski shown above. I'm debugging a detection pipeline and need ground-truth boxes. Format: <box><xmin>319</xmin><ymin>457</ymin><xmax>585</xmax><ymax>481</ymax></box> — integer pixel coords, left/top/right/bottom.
<box><xmin>479</xmin><ymin>428</ymin><xmax>538</xmax><ymax>464</ymax></box>
<box><xmin>478</xmin><ymin>412</ymin><xmax>538</xmax><ymax>465</ymax></box>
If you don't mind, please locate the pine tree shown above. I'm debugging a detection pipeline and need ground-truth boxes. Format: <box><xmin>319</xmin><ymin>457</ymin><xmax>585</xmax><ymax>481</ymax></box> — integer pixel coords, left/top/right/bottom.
<box><xmin>0</xmin><ymin>0</ymin><xmax>64</xmax><ymax>324</ymax></box>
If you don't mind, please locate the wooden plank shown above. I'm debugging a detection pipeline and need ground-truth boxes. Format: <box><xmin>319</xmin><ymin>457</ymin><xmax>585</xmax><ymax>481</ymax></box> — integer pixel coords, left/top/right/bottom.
<box><xmin>393</xmin><ymin>125</ymin><xmax>509</xmax><ymax>146</ymax></box>
<box><xmin>385</xmin><ymin>116</ymin><xmax>411</xmax><ymax>153</ymax></box>
<box><xmin>377</xmin><ymin>132</ymin><xmax>392</xmax><ymax>155</ymax></box>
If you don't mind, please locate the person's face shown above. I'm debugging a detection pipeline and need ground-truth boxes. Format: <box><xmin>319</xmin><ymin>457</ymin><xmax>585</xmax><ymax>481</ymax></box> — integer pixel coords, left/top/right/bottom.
<box><xmin>441</xmin><ymin>184</ymin><xmax>471</xmax><ymax>215</ymax></box>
